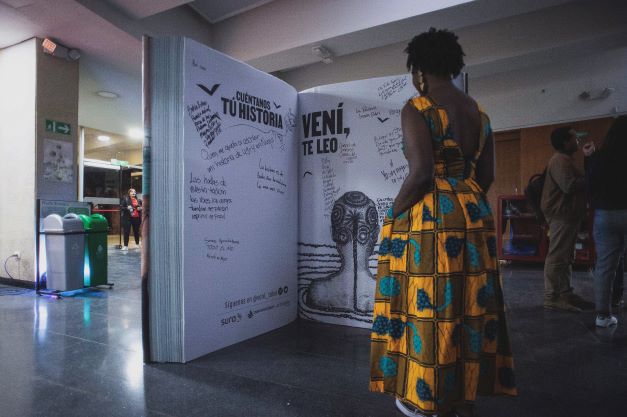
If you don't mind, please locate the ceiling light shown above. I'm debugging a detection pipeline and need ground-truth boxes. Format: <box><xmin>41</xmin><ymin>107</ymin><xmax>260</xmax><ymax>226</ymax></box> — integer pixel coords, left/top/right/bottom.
<box><xmin>97</xmin><ymin>91</ymin><xmax>119</xmax><ymax>99</ymax></box>
<box><xmin>128</xmin><ymin>128</ymin><xmax>144</xmax><ymax>140</ymax></box>
<box><xmin>97</xmin><ymin>135</ymin><xmax>111</xmax><ymax>142</ymax></box>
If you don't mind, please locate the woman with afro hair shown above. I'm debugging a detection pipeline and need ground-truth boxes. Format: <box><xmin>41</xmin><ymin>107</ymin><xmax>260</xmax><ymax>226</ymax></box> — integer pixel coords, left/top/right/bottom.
<box><xmin>369</xmin><ymin>28</ymin><xmax>517</xmax><ymax>417</ymax></box>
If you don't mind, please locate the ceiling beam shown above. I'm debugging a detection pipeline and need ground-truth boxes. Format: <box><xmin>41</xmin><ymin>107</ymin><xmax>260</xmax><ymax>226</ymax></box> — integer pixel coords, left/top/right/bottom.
<box><xmin>104</xmin><ymin>0</ymin><xmax>194</xmax><ymax>19</ymax></box>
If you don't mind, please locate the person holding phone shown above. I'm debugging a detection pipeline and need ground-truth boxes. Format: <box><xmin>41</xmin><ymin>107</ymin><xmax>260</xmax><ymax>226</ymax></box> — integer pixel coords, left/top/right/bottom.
<box><xmin>120</xmin><ymin>188</ymin><xmax>142</xmax><ymax>251</ymax></box>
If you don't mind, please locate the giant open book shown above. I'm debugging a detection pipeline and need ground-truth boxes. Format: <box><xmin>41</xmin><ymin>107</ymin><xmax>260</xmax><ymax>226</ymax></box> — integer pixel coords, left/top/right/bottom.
<box><xmin>148</xmin><ymin>37</ymin><xmax>464</xmax><ymax>362</ymax></box>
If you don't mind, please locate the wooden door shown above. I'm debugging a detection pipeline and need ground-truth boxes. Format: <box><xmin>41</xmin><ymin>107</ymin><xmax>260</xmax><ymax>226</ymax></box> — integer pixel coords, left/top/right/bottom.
<box><xmin>487</xmin><ymin>130</ymin><xmax>521</xmax><ymax>211</ymax></box>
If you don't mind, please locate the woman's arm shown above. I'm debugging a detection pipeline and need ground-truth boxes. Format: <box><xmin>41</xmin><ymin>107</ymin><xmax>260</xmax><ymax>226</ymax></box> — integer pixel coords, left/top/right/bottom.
<box><xmin>475</xmin><ymin>128</ymin><xmax>495</xmax><ymax>193</ymax></box>
<box><xmin>391</xmin><ymin>103</ymin><xmax>434</xmax><ymax>218</ymax></box>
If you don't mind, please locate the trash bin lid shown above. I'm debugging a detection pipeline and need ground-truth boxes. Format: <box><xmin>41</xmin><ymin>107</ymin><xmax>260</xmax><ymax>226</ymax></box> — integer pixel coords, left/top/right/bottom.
<box><xmin>43</xmin><ymin>213</ymin><xmax>84</xmax><ymax>233</ymax></box>
<box><xmin>63</xmin><ymin>213</ymin><xmax>85</xmax><ymax>233</ymax></box>
<box><xmin>79</xmin><ymin>213</ymin><xmax>108</xmax><ymax>231</ymax></box>
<box><xmin>43</xmin><ymin>214</ymin><xmax>64</xmax><ymax>232</ymax></box>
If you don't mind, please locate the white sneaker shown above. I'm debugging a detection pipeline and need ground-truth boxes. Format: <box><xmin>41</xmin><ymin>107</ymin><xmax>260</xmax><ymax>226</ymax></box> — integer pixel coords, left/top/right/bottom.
<box><xmin>121</xmin><ymin>246</ymin><xmax>128</xmax><ymax>251</ymax></box>
<box><xmin>595</xmin><ymin>315</ymin><xmax>618</xmax><ymax>328</ymax></box>
<box><xmin>395</xmin><ymin>398</ymin><xmax>432</xmax><ymax>417</ymax></box>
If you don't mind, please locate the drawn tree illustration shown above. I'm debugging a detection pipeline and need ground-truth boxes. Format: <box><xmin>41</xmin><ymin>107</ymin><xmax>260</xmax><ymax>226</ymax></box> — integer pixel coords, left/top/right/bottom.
<box><xmin>307</xmin><ymin>191</ymin><xmax>379</xmax><ymax>313</ymax></box>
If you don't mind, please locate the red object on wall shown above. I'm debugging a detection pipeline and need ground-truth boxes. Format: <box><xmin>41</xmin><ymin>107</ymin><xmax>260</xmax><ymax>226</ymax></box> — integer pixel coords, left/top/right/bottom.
<box><xmin>496</xmin><ymin>195</ymin><xmax>595</xmax><ymax>267</ymax></box>
<box><xmin>497</xmin><ymin>195</ymin><xmax>547</xmax><ymax>263</ymax></box>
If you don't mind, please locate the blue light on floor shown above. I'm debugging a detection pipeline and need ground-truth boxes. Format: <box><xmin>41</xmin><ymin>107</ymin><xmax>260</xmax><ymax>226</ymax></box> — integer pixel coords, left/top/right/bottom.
<box><xmin>39</xmin><ymin>235</ymin><xmax>47</xmax><ymax>283</ymax></box>
<box><xmin>84</xmin><ymin>246</ymin><xmax>91</xmax><ymax>287</ymax></box>
<box><xmin>58</xmin><ymin>288</ymin><xmax>91</xmax><ymax>297</ymax></box>
<box><xmin>83</xmin><ymin>299</ymin><xmax>91</xmax><ymax>325</ymax></box>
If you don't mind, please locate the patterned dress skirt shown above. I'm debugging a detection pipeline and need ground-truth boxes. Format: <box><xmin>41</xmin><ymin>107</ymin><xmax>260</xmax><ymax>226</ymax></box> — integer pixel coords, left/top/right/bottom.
<box><xmin>369</xmin><ymin>178</ymin><xmax>517</xmax><ymax>414</ymax></box>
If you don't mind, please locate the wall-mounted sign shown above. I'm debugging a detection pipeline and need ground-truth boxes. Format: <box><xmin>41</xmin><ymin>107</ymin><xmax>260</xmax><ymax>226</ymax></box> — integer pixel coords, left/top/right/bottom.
<box><xmin>110</xmin><ymin>158</ymin><xmax>129</xmax><ymax>167</ymax></box>
<box><xmin>39</xmin><ymin>199</ymin><xmax>91</xmax><ymax>230</ymax></box>
<box><xmin>45</xmin><ymin>119</ymin><xmax>71</xmax><ymax>135</ymax></box>
<box><xmin>43</xmin><ymin>138</ymin><xmax>74</xmax><ymax>183</ymax></box>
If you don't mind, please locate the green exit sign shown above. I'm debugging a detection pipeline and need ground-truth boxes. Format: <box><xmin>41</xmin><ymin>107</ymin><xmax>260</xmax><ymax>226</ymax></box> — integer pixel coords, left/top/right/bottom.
<box><xmin>45</xmin><ymin>119</ymin><xmax>71</xmax><ymax>135</ymax></box>
<box><xmin>111</xmin><ymin>158</ymin><xmax>129</xmax><ymax>167</ymax></box>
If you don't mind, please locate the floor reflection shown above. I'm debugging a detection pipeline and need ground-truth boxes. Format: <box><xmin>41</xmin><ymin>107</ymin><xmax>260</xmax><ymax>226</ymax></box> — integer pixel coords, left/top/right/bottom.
<box><xmin>1</xmin><ymin>252</ymin><xmax>626</xmax><ymax>417</ymax></box>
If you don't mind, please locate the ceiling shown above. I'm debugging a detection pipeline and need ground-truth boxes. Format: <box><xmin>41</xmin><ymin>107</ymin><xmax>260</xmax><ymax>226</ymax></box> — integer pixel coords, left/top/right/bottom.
<box><xmin>83</xmin><ymin>126</ymin><xmax>140</xmax><ymax>154</ymax></box>
<box><xmin>190</xmin><ymin>0</ymin><xmax>276</xmax><ymax>23</ymax></box>
<box><xmin>101</xmin><ymin>0</ymin><xmax>277</xmax><ymax>22</ymax></box>
<box><xmin>1</xmin><ymin>0</ymin><xmax>626</xmax><ymax>157</ymax></box>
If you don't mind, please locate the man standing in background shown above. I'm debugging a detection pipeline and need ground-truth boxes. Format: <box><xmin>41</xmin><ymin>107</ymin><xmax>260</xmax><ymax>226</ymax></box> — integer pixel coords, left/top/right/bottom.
<box><xmin>541</xmin><ymin>127</ymin><xmax>594</xmax><ymax>312</ymax></box>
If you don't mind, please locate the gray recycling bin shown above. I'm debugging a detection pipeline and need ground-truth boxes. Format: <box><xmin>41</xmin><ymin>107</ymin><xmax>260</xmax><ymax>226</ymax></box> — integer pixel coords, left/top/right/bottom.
<box><xmin>43</xmin><ymin>213</ymin><xmax>85</xmax><ymax>292</ymax></box>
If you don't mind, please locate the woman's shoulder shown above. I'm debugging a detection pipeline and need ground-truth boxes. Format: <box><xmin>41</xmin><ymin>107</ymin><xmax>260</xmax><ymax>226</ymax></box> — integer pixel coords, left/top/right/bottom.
<box><xmin>461</xmin><ymin>94</ymin><xmax>486</xmax><ymax>118</ymax></box>
<box><xmin>407</xmin><ymin>96</ymin><xmax>434</xmax><ymax>112</ymax></box>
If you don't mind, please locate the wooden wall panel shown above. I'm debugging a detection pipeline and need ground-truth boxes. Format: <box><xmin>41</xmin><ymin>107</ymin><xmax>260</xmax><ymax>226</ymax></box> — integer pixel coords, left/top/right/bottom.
<box><xmin>519</xmin><ymin>125</ymin><xmax>555</xmax><ymax>189</ymax></box>
<box><xmin>488</xmin><ymin>131</ymin><xmax>521</xmax><ymax>211</ymax></box>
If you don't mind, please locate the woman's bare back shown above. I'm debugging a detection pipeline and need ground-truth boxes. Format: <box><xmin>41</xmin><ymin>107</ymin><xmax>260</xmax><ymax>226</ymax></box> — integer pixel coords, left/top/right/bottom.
<box><xmin>428</xmin><ymin>87</ymin><xmax>481</xmax><ymax>159</ymax></box>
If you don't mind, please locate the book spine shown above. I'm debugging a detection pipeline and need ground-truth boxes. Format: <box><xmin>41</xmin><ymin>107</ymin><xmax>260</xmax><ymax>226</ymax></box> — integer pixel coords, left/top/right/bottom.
<box><xmin>148</xmin><ymin>36</ymin><xmax>185</xmax><ymax>362</ymax></box>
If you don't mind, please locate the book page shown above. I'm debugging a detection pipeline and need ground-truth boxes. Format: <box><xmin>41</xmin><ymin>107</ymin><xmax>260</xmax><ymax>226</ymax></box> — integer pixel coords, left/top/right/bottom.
<box><xmin>302</xmin><ymin>73</ymin><xmax>465</xmax><ymax>103</ymax></box>
<box><xmin>297</xmin><ymin>94</ymin><xmax>407</xmax><ymax>328</ymax></box>
<box><xmin>297</xmin><ymin>74</ymin><xmax>464</xmax><ymax>328</ymax></box>
<box><xmin>183</xmin><ymin>39</ymin><xmax>298</xmax><ymax>360</ymax></box>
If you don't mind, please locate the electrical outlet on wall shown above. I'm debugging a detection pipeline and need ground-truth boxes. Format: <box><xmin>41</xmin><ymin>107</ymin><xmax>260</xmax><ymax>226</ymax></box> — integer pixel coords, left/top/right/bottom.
<box><xmin>13</xmin><ymin>251</ymin><xmax>20</xmax><ymax>260</ymax></box>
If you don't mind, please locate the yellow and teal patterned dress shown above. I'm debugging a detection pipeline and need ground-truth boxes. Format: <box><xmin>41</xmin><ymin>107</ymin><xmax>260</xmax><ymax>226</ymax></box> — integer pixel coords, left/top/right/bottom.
<box><xmin>370</xmin><ymin>97</ymin><xmax>517</xmax><ymax>415</ymax></box>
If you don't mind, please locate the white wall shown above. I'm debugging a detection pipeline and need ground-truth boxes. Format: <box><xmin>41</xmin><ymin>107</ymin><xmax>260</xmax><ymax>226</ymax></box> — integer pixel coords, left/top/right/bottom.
<box><xmin>471</xmin><ymin>46</ymin><xmax>627</xmax><ymax>131</ymax></box>
<box><xmin>140</xmin><ymin>5</ymin><xmax>212</xmax><ymax>45</ymax></box>
<box><xmin>0</xmin><ymin>37</ymin><xmax>81</xmax><ymax>283</ymax></box>
<box><xmin>0</xmin><ymin>39</ymin><xmax>37</xmax><ymax>281</ymax></box>
<box><xmin>212</xmin><ymin>0</ymin><xmax>472</xmax><ymax>62</ymax></box>
<box><xmin>278</xmin><ymin>44</ymin><xmax>627</xmax><ymax>131</ymax></box>
<box><xmin>276</xmin><ymin>0</ymin><xmax>627</xmax><ymax>130</ymax></box>
<box><xmin>77</xmin><ymin>4</ymin><xmax>213</xmax><ymax>138</ymax></box>
<box><xmin>79</xmin><ymin>56</ymin><xmax>142</xmax><ymax>136</ymax></box>
<box><xmin>276</xmin><ymin>41</ymin><xmax>406</xmax><ymax>91</ymax></box>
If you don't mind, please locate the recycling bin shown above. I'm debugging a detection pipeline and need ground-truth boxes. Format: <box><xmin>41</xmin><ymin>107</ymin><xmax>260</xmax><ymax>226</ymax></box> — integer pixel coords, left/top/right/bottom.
<box><xmin>43</xmin><ymin>213</ymin><xmax>85</xmax><ymax>292</ymax></box>
<box><xmin>79</xmin><ymin>214</ymin><xmax>109</xmax><ymax>287</ymax></box>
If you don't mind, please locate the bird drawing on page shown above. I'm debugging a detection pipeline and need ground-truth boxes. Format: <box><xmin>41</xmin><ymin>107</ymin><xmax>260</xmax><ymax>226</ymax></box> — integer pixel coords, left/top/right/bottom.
<box><xmin>197</xmin><ymin>83</ymin><xmax>221</xmax><ymax>96</ymax></box>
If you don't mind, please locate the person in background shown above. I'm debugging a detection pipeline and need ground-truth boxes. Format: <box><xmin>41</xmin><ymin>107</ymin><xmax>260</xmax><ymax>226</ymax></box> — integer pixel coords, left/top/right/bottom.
<box><xmin>541</xmin><ymin>127</ymin><xmax>594</xmax><ymax>312</ymax></box>
<box><xmin>584</xmin><ymin>140</ymin><xmax>625</xmax><ymax>312</ymax></box>
<box><xmin>120</xmin><ymin>188</ymin><xmax>142</xmax><ymax>251</ymax></box>
<box><xmin>582</xmin><ymin>115</ymin><xmax>627</xmax><ymax>326</ymax></box>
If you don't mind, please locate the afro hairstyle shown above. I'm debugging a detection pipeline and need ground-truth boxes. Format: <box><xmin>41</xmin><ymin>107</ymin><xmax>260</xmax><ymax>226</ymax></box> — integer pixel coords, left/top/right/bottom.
<box><xmin>405</xmin><ymin>28</ymin><xmax>465</xmax><ymax>78</ymax></box>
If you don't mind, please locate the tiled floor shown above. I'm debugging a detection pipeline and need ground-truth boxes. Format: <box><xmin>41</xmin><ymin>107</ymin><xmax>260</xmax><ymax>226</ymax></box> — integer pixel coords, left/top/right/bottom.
<box><xmin>107</xmin><ymin>234</ymin><xmax>140</xmax><ymax>249</ymax></box>
<box><xmin>1</xmin><ymin>252</ymin><xmax>626</xmax><ymax>417</ymax></box>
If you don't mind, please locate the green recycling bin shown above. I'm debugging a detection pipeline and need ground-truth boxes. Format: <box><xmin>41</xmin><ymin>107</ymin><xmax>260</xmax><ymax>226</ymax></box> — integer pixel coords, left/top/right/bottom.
<box><xmin>79</xmin><ymin>214</ymin><xmax>109</xmax><ymax>287</ymax></box>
